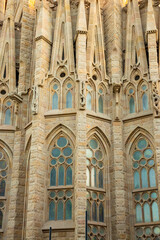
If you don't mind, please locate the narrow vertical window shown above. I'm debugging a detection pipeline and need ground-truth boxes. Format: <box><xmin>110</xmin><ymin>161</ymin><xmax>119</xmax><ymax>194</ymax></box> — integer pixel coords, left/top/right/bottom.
<box><xmin>0</xmin><ymin>211</ymin><xmax>3</xmax><ymax>229</ymax></box>
<box><xmin>48</xmin><ymin>136</ymin><xmax>74</xmax><ymax>221</ymax></box>
<box><xmin>4</xmin><ymin>109</ymin><xmax>11</xmax><ymax>125</ymax></box>
<box><xmin>65</xmin><ymin>200</ymin><xmax>72</xmax><ymax>220</ymax></box>
<box><xmin>52</xmin><ymin>83</ymin><xmax>59</xmax><ymax>110</ymax></box>
<box><xmin>92</xmin><ymin>202</ymin><xmax>97</xmax><ymax>221</ymax></box>
<box><xmin>99</xmin><ymin>203</ymin><xmax>104</xmax><ymax>222</ymax></box>
<box><xmin>49</xmin><ymin>201</ymin><xmax>55</xmax><ymax>220</ymax></box>
<box><xmin>57</xmin><ymin>201</ymin><xmax>63</xmax><ymax>220</ymax></box>
<box><xmin>129</xmin><ymin>96</ymin><xmax>135</xmax><ymax>113</ymax></box>
<box><xmin>65</xmin><ymin>83</ymin><xmax>74</xmax><ymax>109</ymax></box>
<box><xmin>132</xmin><ymin>138</ymin><xmax>159</xmax><ymax>238</ymax></box>
<box><xmin>87</xmin><ymin>93</ymin><xmax>92</xmax><ymax>110</ymax></box>
<box><xmin>98</xmin><ymin>88</ymin><xmax>104</xmax><ymax>113</ymax></box>
<box><xmin>142</xmin><ymin>93</ymin><xmax>148</xmax><ymax>111</ymax></box>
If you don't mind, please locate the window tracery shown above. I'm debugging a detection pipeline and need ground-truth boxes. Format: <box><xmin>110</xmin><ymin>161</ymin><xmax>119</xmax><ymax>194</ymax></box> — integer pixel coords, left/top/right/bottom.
<box><xmin>127</xmin><ymin>87</ymin><xmax>136</xmax><ymax>114</ymax></box>
<box><xmin>51</xmin><ymin>81</ymin><xmax>60</xmax><ymax>110</ymax></box>
<box><xmin>48</xmin><ymin>136</ymin><xmax>73</xmax><ymax>221</ymax></box>
<box><xmin>0</xmin><ymin>148</ymin><xmax>9</xmax><ymax>230</ymax></box>
<box><xmin>3</xmin><ymin>99</ymin><xmax>13</xmax><ymax>125</ymax></box>
<box><xmin>131</xmin><ymin>137</ymin><xmax>160</xmax><ymax>239</ymax></box>
<box><xmin>86</xmin><ymin>84</ymin><xmax>94</xmax><ymax>111</ymax></box>
<box><xmin>86</xmin><ymin>138</ymin><xmax>106</xmax><ymax>239</ymax></box>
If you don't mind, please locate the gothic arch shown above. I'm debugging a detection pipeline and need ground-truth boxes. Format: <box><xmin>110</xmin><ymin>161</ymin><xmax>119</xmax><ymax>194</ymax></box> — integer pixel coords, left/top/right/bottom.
<box><xmin>0</xmin><ymin>139</ymin><xmax>13</xmax><ymax>165</ymax></box>
<box><xmin>125</xmin><ymin>126</ymin><xmax>154</xmax><ymax>155</ymax></box>
<box><xmin>46</xmin><ymin>124</ymin><xmax>75</xmax><ymax>149</ymax></box>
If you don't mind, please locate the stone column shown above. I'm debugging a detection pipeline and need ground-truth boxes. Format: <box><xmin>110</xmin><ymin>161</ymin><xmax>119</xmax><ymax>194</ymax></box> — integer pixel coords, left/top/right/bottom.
<box><xmin>25</xmin><ymin>2</ymin><xmax>52</xmax><ymax>239</ymax></box>
<box><xmin>75</xmin><ymin>0</ymin><xmax>87</xmax><ymax>239</ymax></box>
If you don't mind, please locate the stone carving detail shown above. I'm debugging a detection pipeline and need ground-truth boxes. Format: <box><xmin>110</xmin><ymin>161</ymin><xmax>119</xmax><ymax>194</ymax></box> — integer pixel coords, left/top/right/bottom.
<box><xmin>80</xmin><ymin>81</ymin><xmax>86</xmax><ymax>109</ymax></box>
<box><xmin>32</xmin><ymin>86</ymin><xmax>39</xmax><ymax>115</ymax></box>
<box><xmin>152</xmin><ymin>82</ymin><xmax>160</xmax><ymax>117</ymax></box>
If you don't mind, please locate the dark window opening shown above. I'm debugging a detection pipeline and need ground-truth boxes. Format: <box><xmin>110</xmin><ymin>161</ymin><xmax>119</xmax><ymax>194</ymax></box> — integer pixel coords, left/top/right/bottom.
<box><xmin>16</xmin><ymin>69</ymin><xmax>19</xmax><ymax>87</ymax></box>
<box><xmin>3</xmin><ymin>66</ymin><xmax>6</xmax><ymax>79</ymax></box>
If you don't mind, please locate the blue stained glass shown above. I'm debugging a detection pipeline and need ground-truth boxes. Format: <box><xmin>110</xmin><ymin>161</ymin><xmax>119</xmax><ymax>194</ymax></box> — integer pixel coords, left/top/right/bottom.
<box><xmin>0</xmin><ymin>211</ymin><xmax>3</xmax><ymax>229</ymax></box>
<box><xmin>152</xmin><ymin>202</ymin><xmax>159</xmax><ymax>222</ymax></box>
<box><xmin>154</xmin><ymin>227</ymin><xmax>160</xmax><ymax>235</ymax></box>
<box><xmin>6</xmin><ymin>101</ymin><xmax>11</xmax><ymax>107</ymax></box>
<box><xmin>129</xmin><ymin>88</ymin><xmax>134</xmax><ymax>94</ymax></box>
<box><xmin>95</xmin><ymin>150</ymin><xmax>102</xmax><ymax>160</ymax></box>
<box><xmin>134</xmin><ymin>171</ymin><xmax>140</xmax><ymax>189</ymax></box>
<box><xmin>57</xmin><ymin>137</ymin><xmax>67</xmax><ymax>148</ymax></box>
<box><xmin>148</xmin><ymin>160</ymin><xmax>154</xmax><ymax>166</ymax></box>
<box><xmin>65</xmin><ymin>200</ymin><xmax>72</xmax><ymax>220</ymax></box>
<box><xmin>138</xmin><ymin>139</ymin><xmax>147</xmax><ymax>149</ymax></box>
<box><xmin>98</xmin><ymin>96</ymin><xmax>103</xmax><ymax>113</ymax></box>
<box><xmin>99</xmin><ymin>203</ymin><xmax>104</xmax><ymax>222</ymax></box>
<box><xmin>87</xmin><ymin>93</ymin><xmax>92</xmax><ymax>110</ymax></box>
<box><xmin>50</xmin><ymin>168</ymin><xmax>56</xmax><ymax>186</ymax></box>
<box><xmin>67</xmin><ymin>158</ymin><xmax>72</xmax><ymax>164</ymax></box>
<box><xmin>63</xmin><ymin>147</ymin><xmax>72</xmax><ymax>157</ymax></box>
<box><xmin>142</xmin><ymin>85</ymin><xmax>147</xmax><ymax>91</ymax></box>
<box><xmin>149</xmin><ymin>168</ymin><xmax>156</xmax><ymax>187</ymax></box>
<box><xmin>92</xmin><ymin>202</ymin><xmax>97</xmax><ymax>221</ymax></box>
<box><xmin>58</xmin><ymin>166</ymin><xmax>64</xmax><ymax>185</ymax></box>
<box><xmin>144</xmin><ymin>149</ymin><xmax>153</xmax><ymax>159</ymax></box>
<box><xmin>133</xmin><ymin>151</ymin><xmax>142</xmax><ymax>161</ymax></box>
<box><xmin>87</xmin><ymin>200</ymin><xmax>91</xmax><ymax>220</ymax></box>
<box><xmin>52</xmin><ymin>92</ymin><xmax>58</xmax><ymax>110</ymax></box>
<box><xmin>144</xmin><ymin>203</ymin><xmax>151</xmax><ymax>222</ymax></box>
<box><xmin>136</xmin><ymin>204</ymin><xmax>142</xmax><ymax>223</ymax></box>
<box><xmin>52</xmin><ymin>148</ymin><xmax>61</xmax><ymax>158</ymax></box>
<box><xmin>53</xmin><ymin>84</ymin><xmax>58</xmax><ymax>90</ymax></box>
<box><xmin>49</xmin><ymin>201</ymin><xmax>55</xmax><ymax>220</ymax></box>
<box><xmin>66</xmin><ymin>91</ymin><xmax>72</xmax><ymax>108</ymax></box>
<box><xmin>66</xmin><ymin>167</ymin><xmax>72</xmax><ymax>185</ymax></box>
<box><xmin>90</xmin><ymin>139</ymin><xmax>98</xmax><ymax>149</ymax></box>
<box><xmin>129</xmin><ymin>96</ymin><xmax>135</xmax><ymax>113</ymax></box>
<box><xmin>0</xmin><ymin>160</ymin><xmax>7</xmax><ymax>170</ymax></box>
<box><xmin>99</xmin><ymin>88</ymin><xmax>103</xmax><ymax>94</ymax></box>
<box><xmin>4</xmin><ymin>109</ymin><xmax>11</xmax><ymax>125</ymax></box>
<box><xmin>51</xmin><ymin>159</ymin><xmax>57</xmax><ymax>166</ymax></box>
<box><xmin>142</xmin><ymin>93</ymin><xmax>148</xmax><ymax>111</ymax></box>
<box><xmin>57</xmin><ymin>201</ymin><xmax>63</xmax><ymax>220</ymax></box>
<box><xmin>141</xmin><ymin>168</ymin><xmax>148</xmax><ymax>188</ymax></box>
<box><xmin>0</xmin><ymin>180</ymin><xmax>5</xmax><ymax>197</ymax></box>
<box><xmin>99</xmin><ymin>170</ymin><xmax>103</xmax><ymax>188</ymax></box>
<box><xmin>67</xmin><ymin>83</ymin><xmax>72</xmax><ymax>89</ymax></box>
<box><xmin>59</xmin><ymin>157</ymin><xmax>64</xmax><ymax>163</ymax></box>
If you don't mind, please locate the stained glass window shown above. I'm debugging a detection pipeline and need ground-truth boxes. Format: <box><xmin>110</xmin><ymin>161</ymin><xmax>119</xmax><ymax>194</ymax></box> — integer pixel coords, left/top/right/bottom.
<box><xmin>4</xmin><ymin>109</ymin><xmax>11</xmax><ymax>125</ymax></box>
<box><xmin>49</xmin><ymin>136</ymin><xmax>73</xmax><ymax>221</ymax></box>
<box><xmin>132</xmin><ymin>138</ymin><xmax>159</xmax><ymax>238</ymax></box>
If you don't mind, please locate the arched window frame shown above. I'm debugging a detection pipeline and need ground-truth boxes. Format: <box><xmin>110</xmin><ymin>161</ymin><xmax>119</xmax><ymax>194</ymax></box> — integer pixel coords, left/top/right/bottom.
<box><xmin>50</xmin><ymin>80</ymin><xmax>61</xmax><ymax>110</ymax></box>
<box><xmin>86</xmin><ymin>133</ymin><xmax>107</xmax><ymax>238</ymax></box>
<box><xmin>126</xmin><ymin>84</ymin><xmax>136</xmax><ymax>114</ymax></box>
<box><xmin>86</xmin><ymin>81</ymin><xmax>95</xmax><ymax>111</ymax></box>
<box><xmin>97</xmin><ymin>84</ymin><xmax>106</xmax><ymax>114</ymax></box>
<box><xmin>3</xmin><ymin>98</ymin><xmax>13</xmax><ymax>125</ymax></box>
<box><xmin>138</xmin><ymin>80</ymin><xmax>150</xmax><ymax>112</ymax></box>
<box><xmin>62</xmin><ymin>78</ymin><xmax>75</xmax><ymax>109</ymax></box>
<box><xmin>0</xmin><ymin>146</ymin><xmax>11</xmax><ymax>231</ymax></box>
<box><xmin>48</xmin><ymin>133</ymin><xmax>74</xmax><ymax>221</ymax></box>
<box><xmin>129</xmin><ymin>135</ymin><xmax>160</xmax><ymax>238</ymax></box>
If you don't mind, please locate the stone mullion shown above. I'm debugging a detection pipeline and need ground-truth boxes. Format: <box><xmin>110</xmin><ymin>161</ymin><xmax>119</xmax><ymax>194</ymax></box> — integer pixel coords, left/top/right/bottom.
<box><xmin>5</xmin><ymin>131</ymin><xmax>25</xmax><ymax>240</ymax></box>
<box><xmin>111</xmin><ymin>121</ymin><xmax>129</xmax><ymax>240</ymax></box>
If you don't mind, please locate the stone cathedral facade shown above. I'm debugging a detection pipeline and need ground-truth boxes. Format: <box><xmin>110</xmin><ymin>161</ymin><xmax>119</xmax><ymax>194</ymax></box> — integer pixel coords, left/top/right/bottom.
<box><xmin>0</xmin><ymin>0</ymin><xmax>160</xmax><ymax>239</ymax></box>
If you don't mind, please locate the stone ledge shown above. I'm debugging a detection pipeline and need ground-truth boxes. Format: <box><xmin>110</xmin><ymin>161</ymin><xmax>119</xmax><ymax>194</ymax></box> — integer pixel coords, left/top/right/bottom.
<box><xmin>123</xmin><ymin>110</ymin><xmax>153</xmax><ymax>122</ymax></box>
<box><xmin>0</xmin><ymin>125</ymin><xmax>16</xmax><ymax>132</ymax></box>
<box><xmin>44</xmin><ymin>110</ymin><xmax>77</xmax><ymax>118</ymax></box>
<box><xmin>86</xmin><ymin>111</ymin><xmax>111</xmax><ymax>122</ymax></box>
<box><xmin>42</xmin><ymin>220</ymin><xmax>75</xmax><ymax>231</ymax></box>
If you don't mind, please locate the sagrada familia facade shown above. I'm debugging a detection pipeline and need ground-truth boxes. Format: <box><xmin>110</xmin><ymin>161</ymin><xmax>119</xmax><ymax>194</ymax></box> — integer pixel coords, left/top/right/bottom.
<box><xmin>0</xmin><ymin>0</ymin><xmax>160</xmax><ymax>239</ymax></box>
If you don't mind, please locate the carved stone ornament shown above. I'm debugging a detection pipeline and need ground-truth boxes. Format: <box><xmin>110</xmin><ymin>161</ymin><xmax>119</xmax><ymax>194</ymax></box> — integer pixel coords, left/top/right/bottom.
<box><xmin>152</xmin><ymin>82</ymin><xmax>160</xmax><ymax>117</ymax></box>
<box><xmin>32</xmin><ymin>86</ymin><xmax>39</xmax><ymax>115</ymax></box>
<box><xmin>80</xmin><ymin>81</ymin><xmax>86</xmax><ymax>109</ymax></box>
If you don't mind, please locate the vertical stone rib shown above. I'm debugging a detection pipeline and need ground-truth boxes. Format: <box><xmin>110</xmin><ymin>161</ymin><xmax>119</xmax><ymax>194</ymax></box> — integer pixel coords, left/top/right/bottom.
<box><xmin>75</xmin><ymin>0</ymin><xmax>87</xmax><ymax>239</ymax></box>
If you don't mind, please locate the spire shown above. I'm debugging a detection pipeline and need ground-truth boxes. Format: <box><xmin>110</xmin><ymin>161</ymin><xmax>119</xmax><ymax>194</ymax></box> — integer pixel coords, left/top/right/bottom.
<box><xmin>50</xmin><ymin>0</ymin><xmax>74</xmax><ymax>75</ymax></box>
<box><xmin>76</xmin><ymin>0</ymin><xmax>87</xmax><ymax>33</ymax></box>
<box><xmin>146</xmin><ymin>0</ymin><xmax>157</xmax><ymax>38</ymax></box>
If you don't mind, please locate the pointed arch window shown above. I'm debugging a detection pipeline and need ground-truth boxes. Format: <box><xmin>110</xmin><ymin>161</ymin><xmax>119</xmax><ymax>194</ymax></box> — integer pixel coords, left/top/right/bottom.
<box><xmin>51</xmin><ymin>82</ymin><xmax>60</xmax><ymax>110</ymax></box>
<box><xmin>4</xmin><ymin>100</ymin><xmax>13</xmax><ymax>125</ymax></box>
<box><xmin>140</xmin><ymin>84</ymin><xmax>149</xmax><ymax>111</ymax></box>
<box><xmin>63</xmin><ymin>81</ymin><xmax>74</xmax><ymax>109</ymax></box>
<box><xmin>98</xmin><ymin>88</ymin><xmax>104</xmax><ymax>114</ymax></box>
<box><xmin>86</xmin><ymin>85</ymin><xmax>94</xmax><ymax>111</ymax></box>
<box><xmin>0</xmin><ymin>149</ymin><xmax>9</xmax><ymax>229</ymax></box>
<box><xmin>128</xmin><ymin>88</ymin><xmax>135</xmax><ymax>114</ymax></box>
<box><xmin>48</xmin><ymin>136</ymin><xmax>73</xmax><ymax>221</ymax></box>
<box><xmin>131</xmin><ymin>138</ymin><xmax>160</xmax><ymax>238</ymax></box>
<box><xmin>86</xmin><ymin>138</ymin><xmax>106</xmax><ymax>238</ymax></box>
